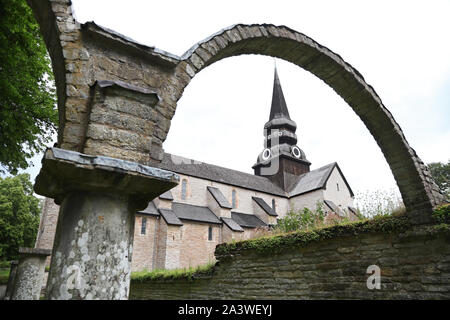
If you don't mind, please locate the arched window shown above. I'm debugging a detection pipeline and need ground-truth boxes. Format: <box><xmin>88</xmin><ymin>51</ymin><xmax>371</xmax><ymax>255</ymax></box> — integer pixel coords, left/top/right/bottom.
<box><xmin>336</xmin><ymin>183</ymin><xmax>340</xmax><ymax>191</ymax></box>
<box><xmin>272</xmin><ymin>199</ymin><xmax>276</xmax><ymax>210</ymax></box>
<box><xmin>181</xmin><ymin>179</ymin><xmax>187</xmax><ymax>200</ymax></box>
<box><xmin>141</xmin><ymin>217</ymin><xmax>147</xmax><ymax>235</ymax></box>
<box><xmin>208</xmin><ymin>226</ymin><xmax>213</xmax><ymax>241</ymax></box>
<box><xmin>231</xmin><ymin>189</ymin><xmax>237</xmax><ymax>208</ymax></box>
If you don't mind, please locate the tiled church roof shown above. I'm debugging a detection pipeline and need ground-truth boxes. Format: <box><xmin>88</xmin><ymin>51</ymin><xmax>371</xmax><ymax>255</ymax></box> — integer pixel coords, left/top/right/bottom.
<box><xmin>158</xmin><ymin>153</ymin><xmax>287</xmax><ymax>197</ymax></box>
<box><xmin>207</xmin><ymin>186</ymin><xmax>232</xmax><ymax>209</ymax></box>
<box><xmin>288</xmin><ymin>163</ymin><xmax>336</xmax><ymax>196</ymax></box>
<box><xmin>159</xmin><ymin>208</ymin><xmax>183</xmax><ymax>226</ymax></box>
<box><xmin>231</xmin><ymin>212</ymin><xmax>267</xmax><ymax>229</ymax></box>
<box><xmin>138</xmin><ymin>200</ymin><xmax>159</xmax><ymax>216</ymax></box>
<box><xmin>288</xmin><ymin>162</ymin><xmax>354</xmax><ymax>198</ymax></box>
<box><xmin>221</xmin><ymin>217</ymin><xmax>244</xmax><ymax>232</ymax></box>
<box><xmin>252</xmin><ymin>197</ymin><xmax>278</xmax><ymax>216</ymax></box>
<box><xmin>172</xmin><ymin>202</ymin><xmax>222</xmax><ymax>225</ymax></box>
<box><xmin>159</xmin><ymin>153</ymin><xmax>347</xmax><ymax>199</ymax></box>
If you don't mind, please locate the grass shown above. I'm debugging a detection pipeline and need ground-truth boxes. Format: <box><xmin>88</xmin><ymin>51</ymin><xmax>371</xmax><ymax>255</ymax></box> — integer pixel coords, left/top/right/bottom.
<box><xmin>131</xmin><ymin>261</ymin><xmax>216</xmax><ymax>282</ymax></box>
<box><xmin>0</xmin><ymin>268</ymin><xmax>10</xmax><ymax>285</ymax></box>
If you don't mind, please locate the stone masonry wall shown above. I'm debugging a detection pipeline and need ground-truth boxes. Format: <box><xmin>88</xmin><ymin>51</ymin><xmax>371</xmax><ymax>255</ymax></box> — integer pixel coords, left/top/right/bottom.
<box><xmin>35</xmin><ymin>198</ymin><xmax>60</xmax><ymax>266</ymax></box>
<box><xmin>130</xmin><ymin>220</ymin><xmax>450</xmax><ymax>299</ymax></box>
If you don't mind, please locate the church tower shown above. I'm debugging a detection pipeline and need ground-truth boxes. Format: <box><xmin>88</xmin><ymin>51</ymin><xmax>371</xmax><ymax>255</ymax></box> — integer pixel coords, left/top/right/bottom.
<box><xmin>252</xmin><ymin>67</ymin><xmax>311</xmax><ymax>191</ymax></box>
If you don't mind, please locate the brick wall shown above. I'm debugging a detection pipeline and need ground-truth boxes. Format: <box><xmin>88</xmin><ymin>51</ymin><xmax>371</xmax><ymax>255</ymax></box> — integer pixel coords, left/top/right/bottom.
<box><xmin>131</xmin><ymin>215</ymin><xmax>158</xmax><ymax>271</ymax></box>
<box><xmin>179</xmin><ymin>223</ymin><xmax>220</xmax><ymax>269</ymax></box>
<box><xmin>130</xmin><ymin>221</ymin><xmax>450</xmax><ymax>299</ymax></box>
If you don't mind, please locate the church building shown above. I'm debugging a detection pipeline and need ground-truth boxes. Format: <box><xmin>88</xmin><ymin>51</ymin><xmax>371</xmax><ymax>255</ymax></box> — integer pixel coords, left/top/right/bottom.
<box><xmin>35</xmin><ymin>68</ymin><xmax>357</xmax><ymax>271</ymax></box>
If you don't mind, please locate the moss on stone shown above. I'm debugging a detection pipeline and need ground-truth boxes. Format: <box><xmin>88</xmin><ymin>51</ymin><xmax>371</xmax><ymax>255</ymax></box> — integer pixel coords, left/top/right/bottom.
<box><xmin>430</xmin><ymin>222</ymin><xmax>450</xmax><ymax>233</ymax></box>
<box><xmin>130</xmin><ymin>262</ymin><xmax>215</xmax><ymax>282</ymax></box>
<box><xmin>215</xmin><ymin>215</ymin><xmax>412</xmax><ymax>256</ymax></box>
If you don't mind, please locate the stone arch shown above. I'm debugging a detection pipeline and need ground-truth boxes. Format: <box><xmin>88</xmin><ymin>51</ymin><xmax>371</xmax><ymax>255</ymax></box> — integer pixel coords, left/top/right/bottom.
<box><xmin>173</xmin><ymin>24</ymin><xmax>444</xmax><ymax>223</ymax></box>
<box><xmin>27</xmin><ymin>0</ymin><xmax>443</xmax><ymax>223</ymax></box>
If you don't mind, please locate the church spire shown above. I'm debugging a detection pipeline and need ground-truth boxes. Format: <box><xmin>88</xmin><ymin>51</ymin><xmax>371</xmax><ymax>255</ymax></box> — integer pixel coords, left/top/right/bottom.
<box><xmin>264</xmin><ymin>66</ymin><xmax>297</xmax><ymax>148</ymax></box>
<box><xmin>252</xmin><ymin>67</ymin><xmax>311</xmax><ymax>191</ymax></box>
<box><xmin>269</xmin><ymin>67</ymin><xmax>291</xmax><ymax>121</ymax></box>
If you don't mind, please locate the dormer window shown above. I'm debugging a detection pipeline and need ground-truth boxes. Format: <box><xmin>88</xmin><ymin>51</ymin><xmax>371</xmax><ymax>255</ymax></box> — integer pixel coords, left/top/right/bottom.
<box><xmin>181</xmin><ymin>179</ymin><xmax>187</xmax><ymax>200</ymax></box>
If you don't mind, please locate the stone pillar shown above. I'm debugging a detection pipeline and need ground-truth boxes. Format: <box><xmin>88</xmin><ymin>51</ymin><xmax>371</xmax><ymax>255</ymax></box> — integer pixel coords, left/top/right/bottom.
<box><xmin>10</xmin><ymin>248</ymin><xmax>51</xmax><ymax>300</ymax></box>
<box><xmin>4</xmin><ymin>260</ymin><xmax>18</xmax><ymax>300</ymax></box>
<box><xmin>34</xmin><ymin>147</ymin><xmax>179</xmax><ymax>300</ymax></box>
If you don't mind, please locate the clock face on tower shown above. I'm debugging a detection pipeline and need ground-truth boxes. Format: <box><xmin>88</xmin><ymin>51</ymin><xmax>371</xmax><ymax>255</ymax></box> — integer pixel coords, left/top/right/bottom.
<box><xmin>262</xmin><ymin>148</ymin><xmax>271</xmax><ymax>161</ymax></box>
<box><xmin>291</xmin><ymin>146</ymin><xmax>302</xmax><ymax>159</ymax></box>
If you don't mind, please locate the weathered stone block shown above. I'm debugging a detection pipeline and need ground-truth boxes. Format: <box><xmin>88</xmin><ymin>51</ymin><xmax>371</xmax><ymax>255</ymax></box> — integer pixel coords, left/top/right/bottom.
<box><xmin>10</xmin><ymin>248</ymin><xmax>51</xmax><ymax>300</ymax></box>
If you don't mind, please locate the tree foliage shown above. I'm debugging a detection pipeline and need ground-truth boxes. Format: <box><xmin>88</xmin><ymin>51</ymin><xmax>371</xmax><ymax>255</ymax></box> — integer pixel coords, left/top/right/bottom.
<box><xmin>428</xmin><ymin>160</ymin><xmax>450</xmax><ymax>199</ymax></box>
<box><xmin>0</xmin><ymin>173</ymin><xmax>41</xmax><ymax>261</ymax></box>
<box><xmin>0</xmin><ymin>0</ymin><xmax>57</xmax><ymax>174</ymax></box>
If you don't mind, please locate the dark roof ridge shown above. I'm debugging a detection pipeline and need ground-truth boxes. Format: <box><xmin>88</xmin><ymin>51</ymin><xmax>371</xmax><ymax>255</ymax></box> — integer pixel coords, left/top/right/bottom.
<box><xmin>161</xmin><ymin>153</ymin><xmax>287</xmax><ymax>197</ymax></box>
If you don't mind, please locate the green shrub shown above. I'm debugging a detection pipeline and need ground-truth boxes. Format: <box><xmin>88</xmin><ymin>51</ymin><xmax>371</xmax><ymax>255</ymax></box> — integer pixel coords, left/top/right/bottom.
<box><xmin>0</xmin><ymin>268</ymin><xmax>10</xmax><ymax>285</ymax></box>
<box><xmin>0</xmin><ymin>260</ymin><xmax>11</xmax><ymax>268</ymax></box>
<box><xmin>274</xmin><ymin>202</ymin><xmax>327</xmax><ymax>233</ymax></box>
<box><xmin>433</xmin><ymin>204</ymin><xmax>450</xmax><ymax>223</ymax></box>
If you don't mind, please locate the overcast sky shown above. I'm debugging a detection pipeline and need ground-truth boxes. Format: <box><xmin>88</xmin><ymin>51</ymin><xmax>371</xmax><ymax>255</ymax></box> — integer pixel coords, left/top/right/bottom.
<box><xmin>18</xmin><ymin>0</ymin><xmax>450</xmax><ymax>200</ymax></box>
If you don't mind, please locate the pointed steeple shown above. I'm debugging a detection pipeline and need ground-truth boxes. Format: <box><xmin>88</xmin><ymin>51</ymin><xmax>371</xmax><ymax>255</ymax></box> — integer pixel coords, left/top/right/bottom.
<box><xmin>264</xmin><ymin>67</ymin><xmax>297</xmax><ymax>148</ymax></box>
<box><xmin>269</xmin><ymin>67</ymin><xmax>291</xmax><ymax>121</ymax></box>
<box><xmin>252</xmin><ymin>67</ymin><xmax>311</xmax><ymax>191</ymax></box>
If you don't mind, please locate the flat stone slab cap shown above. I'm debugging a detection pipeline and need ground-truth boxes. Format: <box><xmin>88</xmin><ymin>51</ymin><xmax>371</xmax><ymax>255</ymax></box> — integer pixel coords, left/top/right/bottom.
<box><xmin>95</xmin><ymin>79</ymin><xmax>161</xmax><ymax>101</ymax></box>
<box><xmin>18</xmin><ymin>248</ymin><xmax>52</xmax><ymax>257</ymax></box>
<box><xmin>34</xmin><ymin>148</ymin><xmax>179</xmax><ymax>209</ymax></box>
